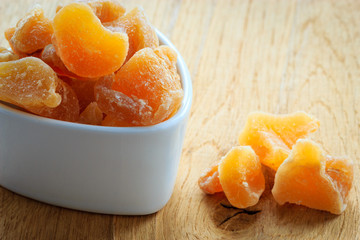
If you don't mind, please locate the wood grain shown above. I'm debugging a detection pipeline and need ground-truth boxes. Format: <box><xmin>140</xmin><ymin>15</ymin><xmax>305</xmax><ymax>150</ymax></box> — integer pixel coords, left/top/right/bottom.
<box><xmin>0</xmin><ymin>0</ymin><xmax>359</xmax><ymax>239</ymax></box>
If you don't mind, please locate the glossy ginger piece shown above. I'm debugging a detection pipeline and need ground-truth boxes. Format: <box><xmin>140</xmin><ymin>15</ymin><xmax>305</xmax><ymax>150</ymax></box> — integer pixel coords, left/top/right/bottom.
<box><xmin>104</xmin><ymin>7</ymin><xmax>159</xmax><ymax>61</ymax></box>
<box><xmin>6</xmin><ymin>5</ymin><xmax>53</xmax><ymax>55</ymax></box>
<box><xmin>219</xmin><ymin>146</ymin><xmax>265</xmax><ymax>208</ymax></box>
<box><xmin>238</xmin><ymin>111</ymin><xmax>320</xmax><ymax>171</ymax></box>
<box><xmin>52</xmin><ymin>2</ymin><xmax>129</xmax><ymax>78</ymax></box>
<box><xmin>198</xmin><ymin>163</ymin><xmax>223</xmax><ymax>194</ymax></box>
<box><xmin>78</xmin><ymin>102</ymin><xmax>103</xmax><ymax>125</ymax></box>
<box><xmin>28</xmin><ymin>79</ymin><xmax>80</xmax><ymax>122</ymax></box>
<box><xmin>272</xmin><ymin>139</ymin><xmax>353</xmax><ymax>214</ymax></box>
<box><xmin>106</xmin><ymin>46</ymin><xmax>183</xmax><ymax>126</ymax></box>
<box><xmin>0</xmin><ymin>57</ymin><xmax>61</xmax><ymax>108</ymax></box>
<box><xmin>0</xmin><ymin>47</ymin><xmax>19</xmax><ymax>62</ymax></box>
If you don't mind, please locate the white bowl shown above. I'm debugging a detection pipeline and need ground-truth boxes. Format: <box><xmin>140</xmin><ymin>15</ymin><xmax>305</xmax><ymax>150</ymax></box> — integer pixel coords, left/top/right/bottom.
<box><xmin>0</xmin><ymin>30</ymin><xmax>192</xmax><ymax>215</ymax></box>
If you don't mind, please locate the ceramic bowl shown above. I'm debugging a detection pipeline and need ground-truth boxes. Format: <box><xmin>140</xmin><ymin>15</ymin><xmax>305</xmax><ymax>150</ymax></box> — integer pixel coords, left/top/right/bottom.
<box><xmin>0</xmin><ymin>30</ymin><xmax>192</xmax><ymax>215</ymax></box>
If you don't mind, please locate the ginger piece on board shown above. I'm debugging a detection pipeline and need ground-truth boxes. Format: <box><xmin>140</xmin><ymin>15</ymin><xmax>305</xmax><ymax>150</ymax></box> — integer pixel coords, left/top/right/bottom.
<box><xmin>219</xmin><ymin>146</ymin><xmax>265</xmax><ymax>208</ymax></box>
<box><xmin>272</xmin><ymin>139</ymin><xmax>353</xmax><ymax>214</ymax></box>
<box><xmin>238</xmin><ymin>112</ymin><xmax>320</xmax><ymax>170</ymax></box>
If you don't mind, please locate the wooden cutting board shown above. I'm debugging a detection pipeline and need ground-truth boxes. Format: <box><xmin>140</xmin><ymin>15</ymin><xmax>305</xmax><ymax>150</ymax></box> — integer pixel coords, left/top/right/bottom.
<box><xmin>0</xmin><ymin>0</ymin><xmax>359</xmax><ymax>239</ymax></box>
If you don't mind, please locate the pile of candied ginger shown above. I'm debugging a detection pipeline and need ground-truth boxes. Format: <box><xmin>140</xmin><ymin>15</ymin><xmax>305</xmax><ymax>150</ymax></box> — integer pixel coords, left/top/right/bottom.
<box><xmin>199</xmin><ymin>112</ymin><xmax>353</xmax><ymax>215</ymax></box>
<box><xmin>0</xmin><ymin>0</ymin><xmax>183</xmax><ymax>126</ymax></box>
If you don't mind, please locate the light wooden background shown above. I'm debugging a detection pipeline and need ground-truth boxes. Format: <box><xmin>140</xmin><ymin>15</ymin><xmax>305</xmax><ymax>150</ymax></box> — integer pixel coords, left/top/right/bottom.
<box><xmin>0</xmin><ymin>0</ymin><xmax>359</xmax><ymax>239</ymax></box>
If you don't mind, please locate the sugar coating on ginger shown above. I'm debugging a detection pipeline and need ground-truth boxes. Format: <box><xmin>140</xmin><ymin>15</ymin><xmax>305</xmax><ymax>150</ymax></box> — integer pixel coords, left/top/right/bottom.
<box><xmin>0</xmin><ymin>57</ymin><xmax>61</xmax><ymax>108</ymax></box>
<box><xmin>238</xmin><ymin>111</ymin><xmax>320</xmax><ymax>170</ymax></box>
<box><xmin>6</xmin><ymin>5</ymin><xmax>53</xmax><ymax>55</ymax></box>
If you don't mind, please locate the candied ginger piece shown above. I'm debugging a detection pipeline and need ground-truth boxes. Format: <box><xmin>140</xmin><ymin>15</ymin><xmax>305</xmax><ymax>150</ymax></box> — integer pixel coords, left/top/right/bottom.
<box><xmin>272</xmin><ymin>139</ymin><xmax>353</xmax><ymax>214</ymax></box>
<box><xmin>27</xmin><ymin>79</ymin><xmax>80</xmax><ymax>122</ymax></box>
<box><xmin>79</xmin><ymin>0</ymin><xmax>126</xmax><ymax>22</ymax></box>
<box><xmin>0</xmin><ymin>47</ymin><xmax>19</xmax><ymax>62</ymax></box>
<box><xmin>41</xmin><ymin>44</ymin><xmax>74</xmax><ymax>78</ymax></box>
<box><xmin>104</xmin><ymin>7</ymin><xmax>159</xmax><ymax>61</ymax></box>
<box><xmin>79</xmin><ymin>102</ymin><xmax>103</xmax><ymax>125</ymax></box>
<box><xmin>198</xmin><ymin>163</ymin><xmax>223</xmax><ymax>194</ymax></box>
<box><xmin>53</xmin><ymin>2</ymin><xmax>129</xmax><ymax>78</ymax></box>
<box><xmin>219</xmin><ymin>146</ymin><xmax>265</xmax><ymax>208</ymax></box>
<box><xmin>95</xmin><ymin>74</ymin><xmax>153</xmax><ymax>126</ymax></box>
<box><xmin>57</xmin><ymin>0</ymin><xmax>126</xmax><ymax>23</ymax></box>
<box><xmin>61</xmin><ymin>76</ymin><xmax>96</xmax><ymax>111</ymax></box>
<box><xmin>6</xmin><ymin>5</ymin><xmax>53</xmax><ymax>55</ymax></box>
<box><xmin>107</xmin><ymin>46</ymin><xmax>183</xmax><ymax>126</ymax></box>
<box><xmin>41</xmin><ymin>44</ymin><xmax>98</xmax><ymax>82</ymax></box>
<box><xmin>0</xmin><ymin>57</ymin><xmax>61</xmax><ymax>108</ymax></box>
<box><xmin>238</xmin><ymin>111</ymin><xmax>320</xmax><ymax>170</ymax></box>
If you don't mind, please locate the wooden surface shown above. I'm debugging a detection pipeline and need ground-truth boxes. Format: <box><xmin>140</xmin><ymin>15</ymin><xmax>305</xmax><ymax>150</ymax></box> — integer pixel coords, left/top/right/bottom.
<box><xmin>0</xmin><ymin>0</ymin><xmax>359</xmax><ymax>239</ymax></box>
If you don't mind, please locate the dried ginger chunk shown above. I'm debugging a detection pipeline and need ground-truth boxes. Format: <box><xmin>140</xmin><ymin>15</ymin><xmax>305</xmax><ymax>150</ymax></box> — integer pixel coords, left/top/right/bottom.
<box><xmin>198</xmin><ymin>163</ymin><xmax>222</xmax><ymax>194</ymax></box>
<box><xmin>80</xmin><ymin>0</ymin><xmax>126</xmax><ymax>22</ymax></box>
<box><xmin>0</xmin><ymin>57</ymin><xmax>61</xmax><ymax>108</ymax></box>
<box><xmin>57</xmin><ymin>0</ymin><xmax>126</xmax><ymax>23</ymax></box>
<box><xmin>52</xmin><ymin>2</ymin><xmax>129</xmax><ymax>78</ymax></box>
<box><xmin>219</xmin><ymin>146</ymin><xmax>265</xmax><ymax>208</ymax></box>
<box><xmin>238</xmin><ymin>112</ymin><xmax>320</xmax><ymax>170</ymax></box>
<box><xmin>78</xmin><ymin>102</ymin><xmax>103</xmax><ymax>125</ymax></box>
<box><xmin>95</xmin><ymin>74</ymin><xmax>152</xmax><ymax>126</ymax></box>
<box><xmin>28</xmin><ymin>79</ymin><xmax>80</xmax><ymax>122</ymax></box>
<box><xmin>0</xmin><ymin>47</ymin><xmax>19</xmax><ymax>62</ymax></box>
<box><xmin>6</xmin><ymin>5</ymin><xmax>53</xmax><ymax>55</ymax></box>
<box><xmin>61</xmin><ymin>76</ymin><xmax>96</xmax><ymax>111</ymax></box>
<box><xmin>41</xmin><ymin>44</ymin><xmax>74</xmax><ymax>78</ymax></box>
<box><xmin>272</xmin><ymin>139</ymin><xmax>353</xmax><ymax>214</ymax></box>
<box><xmin>104</xmin><ymin>7</ymin><xmax>159</xmax><ymax>61</ymax></box>
<box><xmin>101</xmin><ymin>46</ymin><xmax>183</xmax><ymax>126</ymax></box>
<box><xmin>41</xmin><ymin>44</ymin><xmax>97</xmax><ymax>82</ymax></box>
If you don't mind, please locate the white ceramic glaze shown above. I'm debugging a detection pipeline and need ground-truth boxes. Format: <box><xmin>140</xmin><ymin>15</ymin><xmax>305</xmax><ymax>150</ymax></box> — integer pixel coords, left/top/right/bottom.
<box><xmin>0</xmin><ymin>30</ymin><xmax>192</xmax><ymax>215</ymax></box>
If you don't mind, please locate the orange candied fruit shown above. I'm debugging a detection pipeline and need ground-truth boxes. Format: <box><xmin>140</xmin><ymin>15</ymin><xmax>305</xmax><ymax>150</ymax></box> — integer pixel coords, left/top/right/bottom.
<box><xmin>6</xmin><ymin>5</ymin><xmax>53</xmax><ymax>55</ymax></box>
<box><xmin>28</xmin><ymin>79</ymin><xmax>80</xmax><ymax>122</ymax></box>
<box><xmin>96</xmin><ymin>46</ymin><xmax>183</xmax><ymax>126</ymax></box>
<box><xmin>78</xmin><ymin>102</ymin><xmax>103</xmax><ymax>125</ymax></box>
<box><xmin>82</xmin><ymin>0</ymin><xmax>126</xmax><ymax>23</ymax></box>
<box><xmin>219</xmin><ymin>146</ymin><xmax>265</xmax><ymax>209</ymax></box>
<box><xmin>272</xmin><ymin>139</ymin><xmax>353</xmax><ymax>214</ymax></box>
<box><xmin>61</xmin><ymin>76</ymin><xmax>97</xmax><ymax>111</ymax></box>
<box><xmin>238</xmin><ymin>111</ymin><xmax>320</xmax><ymax>171</ymax></box>
<box><xmin>52</xmin><ymin>2</ymin><xmax>129</xmax><ymax>78</ymax></box>
<box><xmin>198</xmin><ymin>163</ymin><xmax>223</xmax><ymax>195</ymax></box>
<box><xmin>0</xmin><ymin>57</ymin><xmax>61</xmax><ymax>108</ymax></box>
<box><xmin>104</xmin><ymin>7</ymin><xmax>159</xmax><ymax>61</ymax></box>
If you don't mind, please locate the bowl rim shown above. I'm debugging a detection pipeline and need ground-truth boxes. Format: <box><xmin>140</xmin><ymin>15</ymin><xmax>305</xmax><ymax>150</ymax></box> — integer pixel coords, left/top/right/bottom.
<box><xmin>0</xmin><ymin>29</ymin><xmax>192</xmax><ymax>134</ymax></box>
